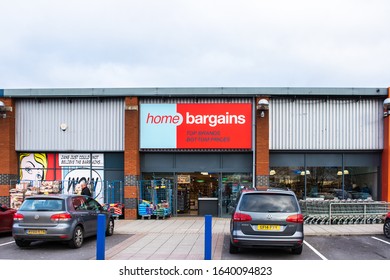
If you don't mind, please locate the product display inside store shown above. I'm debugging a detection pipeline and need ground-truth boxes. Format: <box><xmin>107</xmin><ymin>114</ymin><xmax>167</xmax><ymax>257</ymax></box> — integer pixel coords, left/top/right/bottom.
<box><xmin>9</xmin><ymin>181</ymin><xmax>62</xmax><ymax>209</ymax></box>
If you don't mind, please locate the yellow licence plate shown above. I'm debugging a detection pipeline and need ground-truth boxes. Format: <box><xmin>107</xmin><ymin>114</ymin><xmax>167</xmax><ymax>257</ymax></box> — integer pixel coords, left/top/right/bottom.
<box><xmin>27</xmin><ymin>229</ymin><xmax>47</xmax><ymax>235</ymax></box>
<box><xmin>257</xmin><ymin>225</ymin><xmax>280</xmax><ymax>231</ymax></box>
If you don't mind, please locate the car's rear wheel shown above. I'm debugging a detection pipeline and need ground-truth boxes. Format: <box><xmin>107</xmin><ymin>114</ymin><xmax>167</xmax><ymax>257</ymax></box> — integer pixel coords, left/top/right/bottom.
<box><xmin>69</xmin><ymin>225</ymin><xmax>84</xmax><ymax>249</ymax></box>
<box><xmin>291</xmin><ymin>245</ymin><xmax>303</xmax><ymax>255</ymax></box>
<box><xmin>384</xmin><ymin>219</ymin><xmax>390</xmax><ymax>239</ymax></box>
<box><xmin>106</xmin><ymin>218</ymin><xmax>114</xmax><ymax>236</ymax></box>
<box><xmin>229</xmin><ymin>241</ymin><xmax>239</xmax><ymax>254</ymax></box>
<box><xmin>15</xmin><ymin>239</ymin><xmax>31</xmax><ymax>248</ymax></box>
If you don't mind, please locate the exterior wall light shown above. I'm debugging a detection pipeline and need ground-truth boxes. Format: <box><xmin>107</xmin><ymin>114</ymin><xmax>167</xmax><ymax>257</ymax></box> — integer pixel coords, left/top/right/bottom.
<box><xmin>60</xmin><ymin>123</ymin><xmax>68</xmax><ymax>131</ymax></box>
<box><xmin>384</xmin><ymin>98</ymin><xmax>390</xmax><ymax>117</ymax></box>
<box><xmin>257</xmin><ymin>98</ymin><xmax>269</xmax><ymax>118</ymax></box>
<box><xmin>0</xmin><ymin>100</ymin><xmax>13</xmax><ymax>118</ymax></box>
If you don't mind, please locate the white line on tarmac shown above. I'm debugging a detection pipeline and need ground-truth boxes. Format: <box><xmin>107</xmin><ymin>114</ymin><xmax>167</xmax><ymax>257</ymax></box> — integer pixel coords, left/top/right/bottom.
<box><xmin>303</xmin><ymin>240</ymin><xmax>328</xmax><ymax>260</ymax></box>
<box><xmin>371</xmin><ymin>236</ymin><xmax>390</xmax><ymax>245</ymax></box>
<box><xmin>0</xmin><ymin>241</ymin><xmax>15</xmax><ymax>247</ymax></box>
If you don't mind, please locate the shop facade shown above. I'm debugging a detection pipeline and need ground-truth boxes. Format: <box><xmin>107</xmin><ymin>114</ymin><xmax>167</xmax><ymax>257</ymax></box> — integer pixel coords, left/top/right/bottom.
<box><xmin>0</xmin><ymin>87</ymin><xmax>390</xmax><ymax>219</ymax></box>
<box><xmin>139</xmin><ymin>97</ymin><xmax>255</xmax><ymax>217</ymax></box>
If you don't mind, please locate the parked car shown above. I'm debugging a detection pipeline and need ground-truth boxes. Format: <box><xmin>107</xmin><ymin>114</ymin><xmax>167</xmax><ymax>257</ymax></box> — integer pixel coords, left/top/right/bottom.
<box><xmin>0</xmin><ymin>204</ymin><xmax>16</xmax><ymax>233</ymax></box>
<box><xmin>229</xmin><ymin>188</ymin><xmax>304</xmax><ymax>254</ymax></box>
<box><xmin>12</xmin><ymin>194</ymin><xmax>114</xmax><ymax>248</ymax></box>
<box><xmin>384</xmin><ymin>212</ymin><xmax>390</xmax><ymax>239</ymax></box>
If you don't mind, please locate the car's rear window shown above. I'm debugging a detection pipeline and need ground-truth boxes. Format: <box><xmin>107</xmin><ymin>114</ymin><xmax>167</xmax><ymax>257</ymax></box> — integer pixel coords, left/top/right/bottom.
<box><xmin>19</xmin><ymin>198</ymin><xmax>65</xmax><ymax>211</ymax></box>
<box><xmin>239</xmin><ymin>193</ymin><xmax>299</xmax><ymax>213</ymax></box>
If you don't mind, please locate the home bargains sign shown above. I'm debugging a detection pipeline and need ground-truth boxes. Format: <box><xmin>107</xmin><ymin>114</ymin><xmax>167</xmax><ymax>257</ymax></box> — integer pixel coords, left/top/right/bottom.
<box><xmin>140</xmin><ymin>103</ymin><xmax>252</xmax><ymax>149</ymax></box>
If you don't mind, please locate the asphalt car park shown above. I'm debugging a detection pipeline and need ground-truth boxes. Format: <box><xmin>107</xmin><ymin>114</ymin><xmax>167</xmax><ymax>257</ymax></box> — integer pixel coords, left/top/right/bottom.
<box><xmin>1</xmin><ymin>232</ymin><xmax>389</xmax><ymax>260</ymax></box>
<box><xmin>0</xmin><ymin>232</ymin><xmax>132</xmax><ymax>260</ymax></box>
<box><xmin>222</xmin><ymin>234</ymin><xmax>390</xmax><ymax>260</ymax></box>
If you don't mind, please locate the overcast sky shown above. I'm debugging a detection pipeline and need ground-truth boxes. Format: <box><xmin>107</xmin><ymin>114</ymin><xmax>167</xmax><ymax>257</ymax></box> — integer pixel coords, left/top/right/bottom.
<box><xmin>1</xmin><ymin>0</ymin><xmax>389</xmax><ymax>89</ymax></box>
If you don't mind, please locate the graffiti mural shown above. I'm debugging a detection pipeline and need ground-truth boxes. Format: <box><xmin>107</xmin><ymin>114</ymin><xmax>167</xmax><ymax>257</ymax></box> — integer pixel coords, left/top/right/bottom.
<box><xmin>60</xmin><ymin>153</ymin><xmax>104</xmax><ymax>204</ymax></box>
<box><xmin>17</xmin><ymin>153</ymin><xmax>105</xmax><ymax>205</ymax></box>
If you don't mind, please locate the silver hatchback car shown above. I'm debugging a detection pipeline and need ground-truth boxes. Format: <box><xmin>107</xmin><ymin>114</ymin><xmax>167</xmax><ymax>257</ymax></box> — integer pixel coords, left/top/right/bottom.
<box><xmin>229</xmin><ymin>189</ymin><xmax>304</xmax><ymax>254</ymax></box>
<box><xmin>12</xmin><ymin>194</ymin><xmax>114</xmax><ymax>249</ymax></box>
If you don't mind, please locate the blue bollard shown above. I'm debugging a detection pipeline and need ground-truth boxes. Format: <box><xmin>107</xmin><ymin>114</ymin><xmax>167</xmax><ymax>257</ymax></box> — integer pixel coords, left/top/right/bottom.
<box><xmin>96</xmin><ymin>214</ymin><xmax>106</xmax><ymax>260</ymax></box>
<box><xmin>204</xmin><ymin>214</ymin><xmax>212</xmax><ymax>260</ymax></box>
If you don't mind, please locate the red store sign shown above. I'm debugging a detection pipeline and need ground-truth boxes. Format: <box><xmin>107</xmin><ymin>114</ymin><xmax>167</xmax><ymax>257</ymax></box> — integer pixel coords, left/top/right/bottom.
<box><xmin>140</xmin><ymin>103</ymin><xmax>252</xmax><ymax>149</ymax></box>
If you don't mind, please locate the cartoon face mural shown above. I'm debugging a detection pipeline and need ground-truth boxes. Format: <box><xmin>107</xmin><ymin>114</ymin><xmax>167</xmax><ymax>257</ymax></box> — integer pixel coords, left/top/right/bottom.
<box><xmin>19</xmin><ymin>153</ymin><xmax>48</xmax><ymax>183</ymax></box>
<box><xmin>18</xmin><ymin>153</ymin><xmax>105</xmax><ymax>204</ymax></box>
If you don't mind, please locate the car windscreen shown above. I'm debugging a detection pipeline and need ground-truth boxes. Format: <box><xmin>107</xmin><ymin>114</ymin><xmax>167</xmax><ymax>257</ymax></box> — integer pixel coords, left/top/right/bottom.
<box><xmin>239</xmin><ymin>193</ymin><xmax>299</xmax><ymax>213</ymax></box>
<box><xmin>19</xmin><ymin>198</ymin><xmax>65</xmax><ymax>211</ymax></box>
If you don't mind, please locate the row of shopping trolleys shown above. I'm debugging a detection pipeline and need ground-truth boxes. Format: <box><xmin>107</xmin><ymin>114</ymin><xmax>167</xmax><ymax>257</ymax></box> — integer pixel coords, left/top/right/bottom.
<box><xmin>299</xmin><ymin>199</ymin><xmax>390</xmax><ymax>225</ymax></box>
<box><xmin>303</xmin><ymin>215</ymin><xmax>385</xmax><ymax>225</ymax></box>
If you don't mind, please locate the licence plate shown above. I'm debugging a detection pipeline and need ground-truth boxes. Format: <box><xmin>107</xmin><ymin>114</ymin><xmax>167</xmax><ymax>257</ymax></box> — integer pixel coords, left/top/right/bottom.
<box><xmin>257</xmin><ymin>225</ymin><xmax>280</xmax><ymax>231</ymax></box>
<box><xmin>27</xmin><ymin>229</ymin><xmax>47</xmax><ymax>235</ymax></box>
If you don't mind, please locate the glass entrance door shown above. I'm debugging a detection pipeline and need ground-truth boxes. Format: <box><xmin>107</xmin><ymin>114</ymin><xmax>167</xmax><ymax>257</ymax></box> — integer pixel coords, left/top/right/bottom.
<box><xmin>142</xmin><ymin>172</ymin><xmax>252</xmax><ymax>217</ymax></box>
<box><xmin>176</xmin><ymin>172</ymin><xmax>219</xmax><ymax>216</ymax></box>
<box><xmin>220</xmin><ymin>173</ymin><xmax>253</xmax><ymax>218</ymax></box>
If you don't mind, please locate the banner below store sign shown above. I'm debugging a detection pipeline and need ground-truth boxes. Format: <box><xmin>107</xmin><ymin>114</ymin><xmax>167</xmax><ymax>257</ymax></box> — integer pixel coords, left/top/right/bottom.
<box><xmin>140</xmin><ymin>103</ymin><xmax>252</xmax><ymax>149</ymax></box>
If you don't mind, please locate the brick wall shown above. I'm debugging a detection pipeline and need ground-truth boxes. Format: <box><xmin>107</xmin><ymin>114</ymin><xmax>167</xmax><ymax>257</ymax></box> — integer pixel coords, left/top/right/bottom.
<box><xmin>0</xmin><ymin>98</ymin><xmax>17</xmax><ymax>206</ymax></box>
<box><xmin>382</xmin><ymin>88</ymin><xmax>390</xmax><ymax>202</ymax></box>
<box><xmin>255</xmin><ymin>97</ymin><xmax>270</xmax><ymax>189</ymax></box>
<box><xmin>123</xmin><ymin>97</ymin><xmax>140</xmax><ymax>219</ymax></box>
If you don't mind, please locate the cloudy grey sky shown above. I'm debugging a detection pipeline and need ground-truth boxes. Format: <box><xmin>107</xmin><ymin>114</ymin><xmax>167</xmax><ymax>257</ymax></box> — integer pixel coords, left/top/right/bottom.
<box><xmin>1</xmin><ymin>0</ymin><xmax>389</xmax><ymax>89</ymax></box>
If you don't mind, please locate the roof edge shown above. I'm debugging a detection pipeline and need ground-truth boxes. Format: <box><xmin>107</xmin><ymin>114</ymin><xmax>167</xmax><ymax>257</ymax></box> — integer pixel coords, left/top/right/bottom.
<box><xmin>3</xmin><ymin>87</ymin><xmax>388</xmax><ymax>98</ymax></box>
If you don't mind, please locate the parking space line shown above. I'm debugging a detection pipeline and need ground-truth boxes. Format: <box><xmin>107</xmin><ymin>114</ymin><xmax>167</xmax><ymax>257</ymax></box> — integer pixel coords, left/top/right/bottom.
<box><xmin>372</xmin><ymin>236</ymin><xmax>390</xmax><ymax>245</ymax></box>
<box><xmin>0</xmin><ymin>241</ymin><xmax>15</xmax><ymax>247</ymax></box>
<box><xmin>303</xmin><ymin>240</ymin><xmax>328</xmax><ymax>260</ymax></box>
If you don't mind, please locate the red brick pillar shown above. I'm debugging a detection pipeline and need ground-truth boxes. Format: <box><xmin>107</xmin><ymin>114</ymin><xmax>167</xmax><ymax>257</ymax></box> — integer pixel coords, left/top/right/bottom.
<box><xmin>123</xmin><ymin>97</ymin><xmax>140</xmax><ymax>219</ymax></box>
<box><xmin>255</xmin><ymin>97</ymin><xmax>270</xmax><ymax>189</ymax></box>
<box><xmin>0</xmin><ymin>98</ymin><xmax>17</xmax><ymax>206</ymax></box>
<box><xmin>382</xmin><ymin>88</ymin><xmax>390</xmax><ymax>202</ymax></box>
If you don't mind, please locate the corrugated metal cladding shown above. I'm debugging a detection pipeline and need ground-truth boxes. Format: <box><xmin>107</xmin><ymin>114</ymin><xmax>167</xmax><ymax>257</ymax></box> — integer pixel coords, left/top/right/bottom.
<box><xmin>16</xmin><ymin>98</ymin><xmax>124</xmax><ymax>151</ymax></box>
<box><xmin>270</xmin><ymin>98</ymin><xmax>384</xmax><ymax>150</ymax></box>
<box><xmin>140</xmin><ymin>97</ymin><xmax>252</xmax><ymax>103</ymax></box>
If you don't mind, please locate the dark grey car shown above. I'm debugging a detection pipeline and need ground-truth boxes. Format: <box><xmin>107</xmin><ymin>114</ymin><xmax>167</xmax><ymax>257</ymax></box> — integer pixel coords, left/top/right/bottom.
<box><xmin>12</xmin><ymin>194</ymin><xmax>114</xmax><ymax>249</ymax></box>
<box><xmin>229</xmin><ymin>189</ymin><xmax>304</xmax><ymax>254</ymax></box>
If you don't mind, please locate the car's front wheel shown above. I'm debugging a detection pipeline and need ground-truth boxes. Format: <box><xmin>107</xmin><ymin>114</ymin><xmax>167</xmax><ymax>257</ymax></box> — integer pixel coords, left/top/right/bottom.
<box><xmin>69</xmin><ymin>225</ymin><xmax>84</xmax><ymax>249</ymax></box>
<box><xmin>15</xmin><ymin>239</ymin><xmax>31</xmax><ymax>248</ymax></box>
<box><xmin>384</xmin><ymin>219</ymin><xmax>390</xmax><ymax>239</ymax></box>
<box><xmin>106</xmin><ymin>218</ymin><xmax>114</xmax><ymax>236</ymax></box>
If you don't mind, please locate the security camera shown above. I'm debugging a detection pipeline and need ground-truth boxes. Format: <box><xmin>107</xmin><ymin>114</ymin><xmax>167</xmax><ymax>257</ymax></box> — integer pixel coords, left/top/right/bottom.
<box><xmin>0</xmin><ymin>101</ymin><xmax>5</xmax><ymax>118</ymax></box>
<box><xmin>383</xmin><ymin>98</ymin><xmax>390</xmax><ymax>117</ymax></box>
<box><xmin>0</xmin><ymin>101</ymin><xmax>12</xmax><ymax>118</ymax></box>
<box><xmin>257</xmin><ymin>98</ymin><xmax>269</xmax><ymax>111</ymax></box>
<box><xmin>384</xmin><ymin>98</ymin><xmax>390</xmax><ymax>110</ymax></box>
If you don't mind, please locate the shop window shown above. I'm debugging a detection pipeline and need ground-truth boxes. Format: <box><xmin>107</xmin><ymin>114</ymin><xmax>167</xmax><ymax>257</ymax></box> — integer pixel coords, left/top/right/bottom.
<box><xmin>270</xmin><ymin>165</ymin><xmax>379</xmax><ymax>201</ymax></box>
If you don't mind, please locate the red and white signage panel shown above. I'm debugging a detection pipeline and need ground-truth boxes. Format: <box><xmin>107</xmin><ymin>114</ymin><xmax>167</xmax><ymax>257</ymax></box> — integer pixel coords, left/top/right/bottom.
<box><xmin>140</xmin><ymin>103</ymin><xmax>252</xmax><ymax>149</ymax></box>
